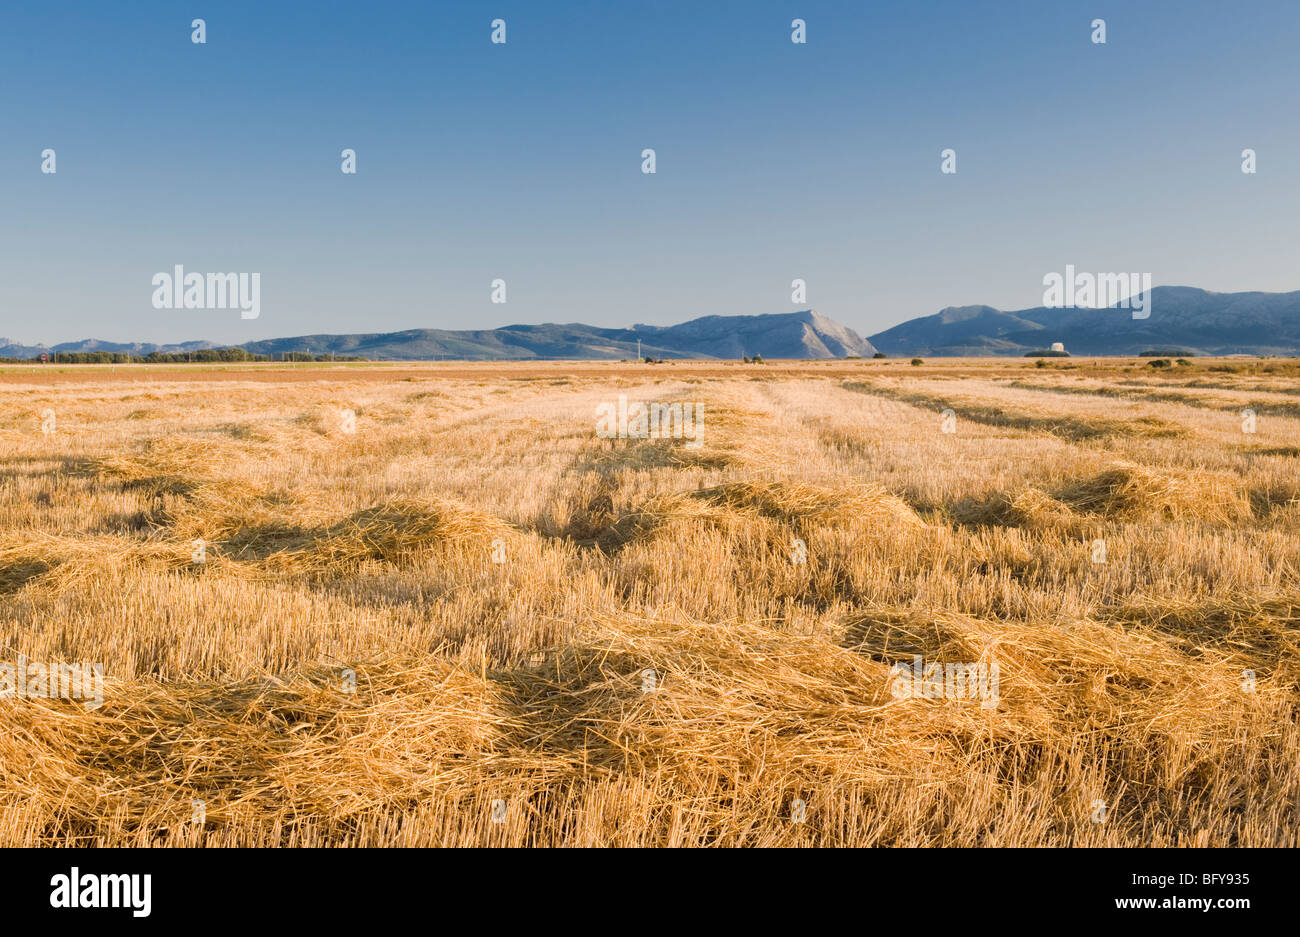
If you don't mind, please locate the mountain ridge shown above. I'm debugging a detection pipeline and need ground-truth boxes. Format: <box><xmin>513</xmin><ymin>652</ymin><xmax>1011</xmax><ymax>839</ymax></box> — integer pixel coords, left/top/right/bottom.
<box><xmin>9</xmin><ymin>288</ymin><xmax>1300</xmax><ymax>360</ymax></box>
<box><xmin>867</xmin><ymin>287</ymin><xmax>1300</xmax><ymax>357</ymax></box>
<box><xmin>0</xmin><ymin>310</ymin><xmax>878</xmax><ymax>361</ymax></box>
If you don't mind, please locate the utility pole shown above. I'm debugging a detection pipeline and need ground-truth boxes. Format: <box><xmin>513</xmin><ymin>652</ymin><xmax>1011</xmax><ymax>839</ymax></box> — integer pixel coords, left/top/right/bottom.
<box><xmin>637</xmin><ymin>338</ymin><xmax>641</xmax><ymax>361</ymax></box>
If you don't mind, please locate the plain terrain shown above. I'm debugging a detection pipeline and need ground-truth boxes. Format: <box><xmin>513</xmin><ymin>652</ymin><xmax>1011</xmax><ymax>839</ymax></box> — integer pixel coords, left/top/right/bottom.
<box><xmin>1</xmin><ymin>356</ymin><xmax>1298</xmax><ymax>846</ymax></box>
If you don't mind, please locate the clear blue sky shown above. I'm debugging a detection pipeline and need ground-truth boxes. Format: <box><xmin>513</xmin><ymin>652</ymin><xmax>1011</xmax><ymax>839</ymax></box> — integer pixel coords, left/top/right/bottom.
<box><xmin>2</xmin><ymin>0</ymin><xmax>1298</xmax><ymax>345</ymax></box>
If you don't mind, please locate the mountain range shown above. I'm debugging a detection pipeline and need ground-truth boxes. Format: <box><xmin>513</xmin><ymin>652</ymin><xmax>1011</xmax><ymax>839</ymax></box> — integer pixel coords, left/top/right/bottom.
<box><xmin>1</xmin><ymin>310</ymin><xmax>877</xmax><ymax>361</ymax></box>
<box><xmin>868</xmin><ymin>287</ymin><xmax>1300</xmax><ymax>357</ymax></box>
<box><xmin>6</xmin><ymin>288</ymin><xmax>1300</xmax><ymax>360</ymax></box>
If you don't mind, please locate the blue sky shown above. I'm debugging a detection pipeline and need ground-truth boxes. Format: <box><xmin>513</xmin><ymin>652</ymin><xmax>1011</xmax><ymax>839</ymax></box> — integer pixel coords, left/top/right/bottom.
<box><xmin>2</xmin><ymin>0</ymin><xmax>1298</xmax><ymax>345</ymax></box>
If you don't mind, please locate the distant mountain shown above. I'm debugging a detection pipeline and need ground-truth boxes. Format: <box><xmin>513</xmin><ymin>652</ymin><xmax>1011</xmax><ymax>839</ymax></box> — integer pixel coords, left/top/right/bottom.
<box><xmin>241</xmin><ymin>310</ymin><xmax>876</xmax><ymax>360</ymax></box>
<box><xmin>868</xmin><ymin>287</ymin><xmax>1300</xmax><ymax>356</ymax></box>
<box><xmin>631</xmin><ymin>310</ymin><xmax>874</xmax><ymax>359</ymax></box>
<box><xmin>16</xmin><ymin>289</ymin><xmax>1300</xmax><ymax>360</ymax></box>
<box><xmin>3</xmin><ymin>310</ymin><xmax>876</xmax><ymax>361</ymax></box>
<box><xmin>0</xmin><ymin>338</ymin><xmax>215</xmax><ymax>358</ymax></box>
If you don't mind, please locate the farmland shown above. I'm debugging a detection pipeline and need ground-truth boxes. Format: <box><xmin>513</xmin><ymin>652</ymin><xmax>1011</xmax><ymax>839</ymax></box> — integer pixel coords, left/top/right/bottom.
<box><xmin>1</xmin><ymin>357</ymin><xmax>1298</xmax><ymax>846</ymax></box>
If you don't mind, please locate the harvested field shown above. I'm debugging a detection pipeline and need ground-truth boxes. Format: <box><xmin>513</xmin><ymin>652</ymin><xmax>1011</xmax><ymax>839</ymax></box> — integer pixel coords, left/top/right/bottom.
<box><xmin>1</xmin><ymin>357</ymin><xmax>1298</xmax><ymax>846</ymax></box>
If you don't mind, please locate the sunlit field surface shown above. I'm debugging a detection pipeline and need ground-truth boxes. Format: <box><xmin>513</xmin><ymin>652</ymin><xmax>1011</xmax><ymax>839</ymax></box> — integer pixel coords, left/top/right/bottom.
<box><xmin>2</xmin><ymin>357</ymin><xmax>1298</xmax><ymax>846</ymax></box>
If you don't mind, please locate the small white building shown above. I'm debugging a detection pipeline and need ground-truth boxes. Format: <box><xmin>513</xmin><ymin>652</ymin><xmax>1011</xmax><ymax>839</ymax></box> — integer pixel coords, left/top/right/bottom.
<box><xmin>1050</xmin><ymin>342</ymin><xmax>1065</xmax><ymax>353</ymax></box>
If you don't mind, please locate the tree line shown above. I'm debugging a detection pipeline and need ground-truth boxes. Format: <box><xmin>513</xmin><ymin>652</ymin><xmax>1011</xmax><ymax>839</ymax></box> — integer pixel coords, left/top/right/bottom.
<box><xmin>0</xmin><ymin>349</ymin><xmax>365</xmax><ymax>364</ymax></box>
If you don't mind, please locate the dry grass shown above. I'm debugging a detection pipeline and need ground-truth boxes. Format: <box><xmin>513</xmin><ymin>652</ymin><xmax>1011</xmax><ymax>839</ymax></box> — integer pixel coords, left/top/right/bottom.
<box><xmin>1</xmin><ymin>358</ymin><xmax>1298</xmax><ymax>846</ymax></box>
<box><xmin>957</xmin><ymin>460</ymin><xmax>1255</xmax><ymax>531</ymax></box>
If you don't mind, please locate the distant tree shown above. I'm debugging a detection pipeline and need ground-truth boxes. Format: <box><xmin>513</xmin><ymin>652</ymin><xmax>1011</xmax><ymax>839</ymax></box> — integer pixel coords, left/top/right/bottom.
<box><xmin>910</xmin><ymin>357</ymin><xmax>924</xmax><ymax>366</ymax></box>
